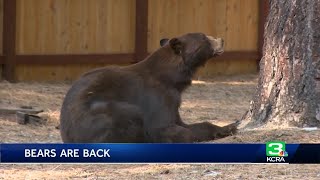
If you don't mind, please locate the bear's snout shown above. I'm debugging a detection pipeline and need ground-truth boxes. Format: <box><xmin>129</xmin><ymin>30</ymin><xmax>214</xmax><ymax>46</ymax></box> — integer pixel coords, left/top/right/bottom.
<box><xmin>206</xmin><ymin>36</ymin><xmax>224</xmax><ymax>56</ymax></box>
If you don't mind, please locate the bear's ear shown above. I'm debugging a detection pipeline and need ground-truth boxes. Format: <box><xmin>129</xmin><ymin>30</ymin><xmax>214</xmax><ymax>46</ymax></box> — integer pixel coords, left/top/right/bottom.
<box><xmin>169</xmin><ymin>38</ymin><xmax>183</xmax><ymax>55</ymax></box>
<box><xmin>160</xmin><ymin>38</ymin><xmax>169</xmax><ymax>47</ymax></box>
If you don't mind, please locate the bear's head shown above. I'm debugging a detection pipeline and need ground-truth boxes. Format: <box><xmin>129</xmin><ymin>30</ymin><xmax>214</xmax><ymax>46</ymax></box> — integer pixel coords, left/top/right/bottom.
<box><xmin>150</xmin><ymin>33</ymin><xmax>223</xmax><ymax>91</ymax></box>
<box><xmin>159</xmin><ymin>33</ymin><xmax>224</xmax><ymax>71</ymax></box>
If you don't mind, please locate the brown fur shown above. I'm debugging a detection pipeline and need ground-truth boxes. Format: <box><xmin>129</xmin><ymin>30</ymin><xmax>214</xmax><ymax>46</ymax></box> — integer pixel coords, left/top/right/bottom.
<box><xmin>60</xmin><ymin>33</ymin><xmax>238</xmax><ymax>143</ymax></box>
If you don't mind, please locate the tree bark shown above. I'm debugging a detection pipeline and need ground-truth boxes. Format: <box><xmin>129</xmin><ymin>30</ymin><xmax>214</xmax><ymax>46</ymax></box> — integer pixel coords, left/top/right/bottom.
<box><xmin>241</xmin><ymin>0</ymin><xmax>320</xmax><ymax>128</ymax></box>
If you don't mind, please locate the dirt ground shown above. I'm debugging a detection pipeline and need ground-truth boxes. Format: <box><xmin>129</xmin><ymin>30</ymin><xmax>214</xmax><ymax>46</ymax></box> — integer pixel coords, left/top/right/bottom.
<box><xmin>0</xmin><ymin>74</ymin><xmax>320</xmax><ymax>179</ymax></box>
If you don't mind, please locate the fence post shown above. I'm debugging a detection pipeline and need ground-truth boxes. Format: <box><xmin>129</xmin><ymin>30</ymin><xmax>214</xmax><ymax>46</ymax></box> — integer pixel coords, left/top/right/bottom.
<box><xmin>134</xmin><ymin>0</ymin><xmax>148</xmax><ymax>63</ymax></box>
<box><xmin>2</xmin><ymin>0</ymin><xmax>17</xmax><ymax>82</ymax></box>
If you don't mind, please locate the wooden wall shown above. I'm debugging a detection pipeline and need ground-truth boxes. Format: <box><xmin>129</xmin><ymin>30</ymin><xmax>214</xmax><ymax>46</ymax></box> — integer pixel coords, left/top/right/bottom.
<box><xmin>15</xmin><ymin>0</ymin><xmax>135</xmax><ymax>81</ymax></box>
<box><xmin>6</xmin><ymin>0</ymin><xmax>259</xmax><ymax>81</ymax></box>
<box><xmin>0</xmin><ymin>0</ymin><xmax>3</xmax><ymax>79</ymax></box>
<box><xmin>148</xmin><ymin>0</ymin><xmax>259</xmax><ymax>77</ymax></box>
<box><xmin>148</xmin><ymin>0</ymin><xmax>258</xmax><ymax>52</ymax></box>
<box><xmin>16</xmin><ymin>0</ymin><xmax>135</xmax><ymax>54</ymax></box>
<box><xmin>0</xmin><ymin>0</ymin><xmax>3</xmax><ymax>54</ymax></box>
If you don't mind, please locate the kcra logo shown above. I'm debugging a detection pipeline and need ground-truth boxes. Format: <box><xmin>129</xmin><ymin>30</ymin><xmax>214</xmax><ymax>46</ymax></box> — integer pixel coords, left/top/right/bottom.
<box><xmin>266</xmin><ymin>141</ymin><xmax>288</xmax><ymax>163</ymax></box>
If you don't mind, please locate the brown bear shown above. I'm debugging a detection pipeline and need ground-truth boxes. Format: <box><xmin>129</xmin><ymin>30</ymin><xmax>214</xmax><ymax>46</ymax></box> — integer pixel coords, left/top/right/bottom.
<box><xmin>60</xmin><ymin>32</ymin><xmax>238</xmax><ymax>143</ymax></box>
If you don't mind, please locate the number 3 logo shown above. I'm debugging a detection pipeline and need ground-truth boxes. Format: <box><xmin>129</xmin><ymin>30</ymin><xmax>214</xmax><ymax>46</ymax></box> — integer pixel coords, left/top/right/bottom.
<box><xmin>268</xmin><ymin>143</ymin><xmax>283</xmax><ymax>156</ymax></box>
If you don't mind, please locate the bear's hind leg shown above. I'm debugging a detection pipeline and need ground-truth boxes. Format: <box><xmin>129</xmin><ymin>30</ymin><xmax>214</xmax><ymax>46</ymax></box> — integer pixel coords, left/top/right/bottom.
<box><xmin>70</xmin><ymin>101</ymin><xmax>145</xmax><ymax>143</ymax></box>
<box><xmin>93</xmin><ymin>101</ymin><xmax>145</xmax><ymax>143</ymax></box>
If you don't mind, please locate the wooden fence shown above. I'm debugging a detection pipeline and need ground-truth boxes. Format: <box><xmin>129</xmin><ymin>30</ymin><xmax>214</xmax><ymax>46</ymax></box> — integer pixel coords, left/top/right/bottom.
<box><xmin>0</xmin><ymin>0</ymin><xmax>269</xmax><ymax>82</ymax></box>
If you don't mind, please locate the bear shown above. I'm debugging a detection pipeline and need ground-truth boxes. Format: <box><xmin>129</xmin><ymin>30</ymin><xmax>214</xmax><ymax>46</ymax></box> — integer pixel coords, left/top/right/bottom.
<box><xmin>60</xmin><ymin>32</ymin><xmax>239</xmax><ymax>143</ymax></box>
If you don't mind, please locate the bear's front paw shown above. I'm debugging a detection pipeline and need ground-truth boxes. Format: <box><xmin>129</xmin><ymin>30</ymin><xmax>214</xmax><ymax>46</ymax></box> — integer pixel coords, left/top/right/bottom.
<box><xmin>216</xmin><ymin>120</ymin><xmax>239</xmax><ymax>138</ymax></box>
<box><xmin>226</xmin><ymin>120</ymin><xmax>240</xmax><ymax>135</ymax></box>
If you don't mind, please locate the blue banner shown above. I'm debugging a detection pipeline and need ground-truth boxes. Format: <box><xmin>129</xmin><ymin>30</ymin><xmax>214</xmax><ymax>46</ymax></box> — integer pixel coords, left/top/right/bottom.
<box><xmin>0</xmin><ymin>143</ymin><xmax>319</xmax><ymax>163</ymax></box>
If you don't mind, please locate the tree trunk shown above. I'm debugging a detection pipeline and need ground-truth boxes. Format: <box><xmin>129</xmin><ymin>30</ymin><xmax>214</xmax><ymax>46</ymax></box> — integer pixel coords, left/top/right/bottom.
<box><xmin>241</xmin><ymin>0</ymin><xmax>320</xmax><ymax>128</ymax></box>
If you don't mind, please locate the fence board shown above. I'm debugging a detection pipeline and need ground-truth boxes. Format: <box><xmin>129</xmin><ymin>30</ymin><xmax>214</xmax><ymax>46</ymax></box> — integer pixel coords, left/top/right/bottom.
<box><xmin>148</xmin><ymin>0</ymin><xmax>259</xmax><ymax>52</ymax></box>
<box><xmin>15</xmin><ymin>64</ymin><xmax>127</xmax><ymax>82</ymax></box>
<box><xmin>16</xmin><ymin>0</ymin><xmax>136</xmax><ymax>54</ymax></box>
<box><xmin>7</xmin><ymin>0</ymin><xmax>262</xmax><ymax>81</ymax></box>
<box><xmin>0</xmin><ymin>0</ymin><xmax>3</xmax><ymax>54</ymax></box>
